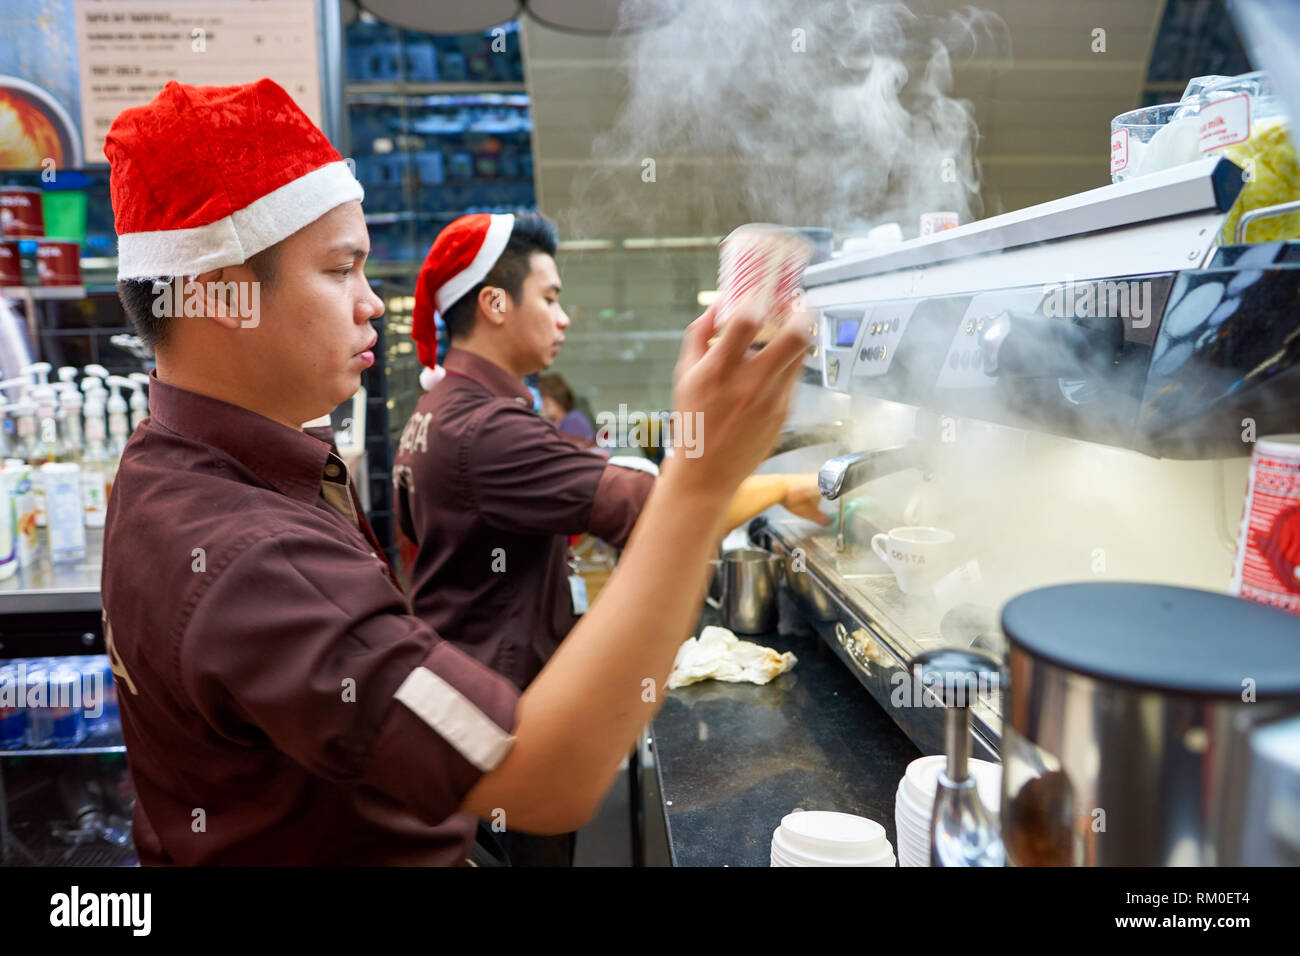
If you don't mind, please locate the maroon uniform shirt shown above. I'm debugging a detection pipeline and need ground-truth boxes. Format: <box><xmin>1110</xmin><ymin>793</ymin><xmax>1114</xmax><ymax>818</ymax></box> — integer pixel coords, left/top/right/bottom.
<box><xmin>393</xmin><ymin>348</ymin><xmax>655</xmax><ymax>690</ymax></box>
<box><xmin>100</xmin><ymin>372</ymin><xmax>519</xmax><ymax>865</ymax></box>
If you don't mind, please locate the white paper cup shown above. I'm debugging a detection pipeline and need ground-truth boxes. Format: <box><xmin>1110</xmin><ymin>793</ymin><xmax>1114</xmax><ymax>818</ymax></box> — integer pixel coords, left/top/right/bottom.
<box><xmin>871</xmin><ymin>526</ymin><xmax>957</xmax><ymax>595</ymax></box>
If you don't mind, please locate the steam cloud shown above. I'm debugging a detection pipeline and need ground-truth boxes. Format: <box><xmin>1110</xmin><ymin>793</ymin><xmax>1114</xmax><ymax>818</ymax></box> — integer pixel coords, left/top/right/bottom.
<box><xmin>579</xmin><ymin>0</ymin><xmax>1011</xmax><ymax>237</ymax></box>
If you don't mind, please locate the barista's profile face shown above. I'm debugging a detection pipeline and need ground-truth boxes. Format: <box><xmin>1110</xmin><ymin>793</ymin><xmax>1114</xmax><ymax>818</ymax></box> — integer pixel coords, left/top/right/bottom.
<box><xmin>243</xmin><ymin>201</ymin><xmax>385</xmax><ymax>424</ymax></box>
<box><xmin>504</xmin><ymin>251</ymin><xmax>569</xmax><ymax>376</ymax></box>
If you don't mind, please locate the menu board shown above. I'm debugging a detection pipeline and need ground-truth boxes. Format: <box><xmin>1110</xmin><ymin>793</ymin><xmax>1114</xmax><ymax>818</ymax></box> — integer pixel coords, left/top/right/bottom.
<box><xmin>73</xmin><ymin>0</ymin><xmax>321</xmax><ymax>164</ymax></box>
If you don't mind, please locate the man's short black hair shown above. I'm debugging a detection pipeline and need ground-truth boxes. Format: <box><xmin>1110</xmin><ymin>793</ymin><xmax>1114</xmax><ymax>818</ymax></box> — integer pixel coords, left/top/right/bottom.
<box><xmin>115</xmin><ymin>243</ymin><xmax>281</xmax><ymax>350</ymax></box>
<box><xmin>440</xmin><ymin>212</ymin><xmax>559</xmax><ymax>341</ymax></box>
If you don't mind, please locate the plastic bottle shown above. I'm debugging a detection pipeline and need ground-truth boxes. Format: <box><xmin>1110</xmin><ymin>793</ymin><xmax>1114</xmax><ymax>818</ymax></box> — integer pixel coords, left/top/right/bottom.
<box><xmin>0</xmin><ymin>463</ymin><xmax>16</xmax><ymax>581</ymax></box>
<box><xmin>0</xmin><ymin>377</ymin><xmax>31</xmax><ymax>459</ymax></box>
<box><xmin>104</xmin><ymin>378</ymin><xmax>132</xmax><ymax>495</ymax></box>
<box><xmin>10</xmin><ymin>400</ymin><xmax>37</xmax><ymax>461</ymax></box>
<box><xmin>24</xmin><ymin>362</ymin><xmax>67</xmax><ymax>528</ymax></box>
<box><xmin>55</xmin><ymin>367</ymin><xmax>78</xmax><ymax>432</ymax></box>
<box><xmin>41</xmin><ymin>461</ymin><xmax>85</xmax><ymax>565</ymax></box>
<box><xmin>55</xmin><ymin>383</ymin><xmax>85</xmax><ymax>461</ymax></box>
<box><xmin>3</xmin><ymin>454</ymin><xmax>40</xmax><ymax>568</ymax></box>
<box><xmin>104</xmin><ymin>377</ymin><xmax>131</xmax><ymax>458</ymax></box>
<box><xmin>80</xmin><ymin>392</ymin><xmax>110</xmax><ymax>527</ymax></box>
<box><xmin>127</xmin><ymin>373</ymin><xmax>150</xmax><ymax>431</ymax></box>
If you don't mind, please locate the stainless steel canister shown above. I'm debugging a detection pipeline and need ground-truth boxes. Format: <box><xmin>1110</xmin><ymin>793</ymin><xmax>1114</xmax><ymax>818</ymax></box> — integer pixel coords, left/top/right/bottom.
<box><xmin>707</xmin><ymin>548</ymin><xmax>784</xmax><ymax>634</ymax></box>
<box><xmin>1000</xmin><ymin>582</ymin><xmax>1300</xmax><ymax>866</ymax></box>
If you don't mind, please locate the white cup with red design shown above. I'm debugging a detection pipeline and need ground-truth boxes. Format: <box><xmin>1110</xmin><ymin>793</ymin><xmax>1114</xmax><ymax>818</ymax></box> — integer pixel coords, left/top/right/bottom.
<box><xmin>716</xmin><ymin>223</ymin><xmax>812</xmax><ymax>340</ymax></box>
<box><xmin>871</xmin><ymin>525</ymin><xmax>957</xmax><ymax>596</ymax></box>
<box><xmin>1231</xmin><ymin>434</ymin><xmax>1300</xmax><ymax>615</ymax></box>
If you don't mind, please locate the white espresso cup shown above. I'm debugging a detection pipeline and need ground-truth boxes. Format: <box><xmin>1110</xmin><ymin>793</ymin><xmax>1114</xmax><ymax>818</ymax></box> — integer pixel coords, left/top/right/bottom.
<box><xmin>871</xmin><ymin>526</ymin><xmax>956</xmax><ymax>595</ymax></box>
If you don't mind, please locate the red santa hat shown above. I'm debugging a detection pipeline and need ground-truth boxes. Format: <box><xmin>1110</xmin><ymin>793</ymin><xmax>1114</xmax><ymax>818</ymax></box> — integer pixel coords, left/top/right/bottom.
<box><xmin>105</xmin><ymin>78</ymin><xmax>363</xmax><ymax>280</ymax></box>
<box><xmin>411</xmin><ymin>213</ymin><xmax>515</xmax><ymax>390</ymax></box>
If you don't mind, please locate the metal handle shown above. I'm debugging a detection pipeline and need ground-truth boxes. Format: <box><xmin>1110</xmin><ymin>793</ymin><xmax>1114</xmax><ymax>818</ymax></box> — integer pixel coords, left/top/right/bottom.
<box><xmin>912</xmin><ymin>647</ymin><xmax>1001</xmax><ymax>785</ymax></box>
<box><xmin>1234</xmin><ymin>198</ymin><xmax>1300</xmax><ymax>243</ymax></box>
<box><xmin>912</xmin><ymin>647</ymin><xmax>1005</xmax><ymax>867</ymax></box>
<box><xmin>705</xmin><ymin>558</ymin><xmax>723</xmax><ymax>610</ymax></box>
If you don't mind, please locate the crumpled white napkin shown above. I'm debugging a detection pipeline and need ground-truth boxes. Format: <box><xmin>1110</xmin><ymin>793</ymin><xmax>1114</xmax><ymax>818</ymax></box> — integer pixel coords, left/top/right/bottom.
<box><xmin>667</xmin><ymin>625</ymin><xmax>797</xmax><ymax>689</ymax></box>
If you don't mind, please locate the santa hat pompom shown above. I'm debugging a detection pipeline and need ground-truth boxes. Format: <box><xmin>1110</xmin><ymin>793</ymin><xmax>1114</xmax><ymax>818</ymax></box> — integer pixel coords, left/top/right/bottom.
<box><xmin>419</xmin><ymin>365</ymin><xmax>446</xmax><ymax>391</ymax></box>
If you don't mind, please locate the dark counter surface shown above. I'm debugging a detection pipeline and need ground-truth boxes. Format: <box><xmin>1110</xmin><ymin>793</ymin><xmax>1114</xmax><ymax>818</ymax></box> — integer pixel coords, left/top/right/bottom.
<box><xmin>651</xmin><ymin>599</ymin><xmax>921</xmax><ymax>866</ymax></box>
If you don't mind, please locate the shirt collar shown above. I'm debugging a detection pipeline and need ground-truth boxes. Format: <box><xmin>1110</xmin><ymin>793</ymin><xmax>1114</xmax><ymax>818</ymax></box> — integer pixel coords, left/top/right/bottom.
<box><xmin>145</xmin><ymin>369</ymin><xmax>336</xmax><ymax>503</ymax></box>
<box><xmin>442</xmin><ymin>347</ymin><xmax>534</xmax><ymax>407</ymax></box>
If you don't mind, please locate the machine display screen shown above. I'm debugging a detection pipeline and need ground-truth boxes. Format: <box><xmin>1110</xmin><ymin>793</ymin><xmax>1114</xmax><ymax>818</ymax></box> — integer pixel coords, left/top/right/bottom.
<box><xmin>835</xmin><ymin>319</ymin><xmax>861</xmax><ymax>347</ymax></box>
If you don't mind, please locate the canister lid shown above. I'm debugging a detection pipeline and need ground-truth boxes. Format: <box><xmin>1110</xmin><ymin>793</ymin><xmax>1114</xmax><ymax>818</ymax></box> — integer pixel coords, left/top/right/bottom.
<box><xmin>1002</xmin><ymin>583</ymin><xmax>1300</xmax><ymax>697</ymax></box>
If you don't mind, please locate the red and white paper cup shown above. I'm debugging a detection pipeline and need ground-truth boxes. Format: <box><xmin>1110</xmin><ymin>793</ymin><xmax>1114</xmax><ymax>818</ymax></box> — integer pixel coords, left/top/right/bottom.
<box><xmin>716</xmin><ymin>224</ymin><xmax>813</xmax><ymax>333</ymax></box>
<box><xmin>919</xmin><ymin>211</ymin><xmax>959</xmax><ymax>237</ymax></box>
<box><xmin>35</xmin><ymin>238</ymin><xmax>81</xmax><ymax>287</ymax></box>
<box><xmin>1231</xmin><ymin>434</ymin><xmax>1300</xmax><ymax>614</ymax></box>
<box><xmin>0</xmin><ymin>187</ymin><xmax>44</xmax><ymax>239</ymax></box>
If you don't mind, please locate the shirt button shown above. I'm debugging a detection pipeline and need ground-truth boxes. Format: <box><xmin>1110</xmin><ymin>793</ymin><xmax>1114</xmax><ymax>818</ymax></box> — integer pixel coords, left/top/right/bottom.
<box><xmin>325</xmin><ymin>464</ymin><xmax>341</xmax><ymax>478</ymax></box>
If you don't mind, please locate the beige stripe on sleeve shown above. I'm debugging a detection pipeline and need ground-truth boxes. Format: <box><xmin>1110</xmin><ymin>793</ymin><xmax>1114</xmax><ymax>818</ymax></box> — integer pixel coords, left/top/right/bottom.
<box><xmin>393</xmin><ymin>667</ymin><xmax>515</xmax><ymax>772</ymax></box>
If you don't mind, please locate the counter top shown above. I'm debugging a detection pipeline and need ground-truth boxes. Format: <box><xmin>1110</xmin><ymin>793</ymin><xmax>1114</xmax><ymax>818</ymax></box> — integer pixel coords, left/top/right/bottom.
<box><xmin>651</xmin><ymin>598</ymin><xmax>921</xmax><ymax>866</ymax></box>
<box><xmin>0</xmin><ymin>530</ymin><xmax>103</xmax><ymax>614</ymax></box>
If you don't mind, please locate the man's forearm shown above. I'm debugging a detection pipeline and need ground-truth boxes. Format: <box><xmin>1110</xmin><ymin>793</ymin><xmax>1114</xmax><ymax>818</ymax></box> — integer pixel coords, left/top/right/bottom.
<box><xmin>461</xmin><ymin>467</ymin><xmax>730</xmax><ymax>831</ymax></box>
<box><xmin>722</xmin><ymin>473</ymin><xmax>789</xmax><ymax>531</ymax></box>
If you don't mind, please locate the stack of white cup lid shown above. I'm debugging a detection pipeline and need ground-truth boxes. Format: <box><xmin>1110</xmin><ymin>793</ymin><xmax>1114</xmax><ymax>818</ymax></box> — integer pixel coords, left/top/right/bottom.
<box><xmin>895</xmin><ymin>755</ymin><xmax>1001</xmax><ymax>867</ymax></box>
<box><xmin>770</xmin><ymin>810</ymin><xmax>895</xmax><ymax>867</ymax></box>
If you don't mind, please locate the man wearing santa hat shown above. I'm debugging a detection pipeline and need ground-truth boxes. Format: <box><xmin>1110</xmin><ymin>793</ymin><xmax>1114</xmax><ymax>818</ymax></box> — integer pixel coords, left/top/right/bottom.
<box><xmin>98</xmin><ymin>78</ymin><xmax>810</xmax><ymax>865</ymax></box>
<box><xmin>393</xmin><ymin>211</ymin><xmax>829</xmax><ymax>865</ymax></box>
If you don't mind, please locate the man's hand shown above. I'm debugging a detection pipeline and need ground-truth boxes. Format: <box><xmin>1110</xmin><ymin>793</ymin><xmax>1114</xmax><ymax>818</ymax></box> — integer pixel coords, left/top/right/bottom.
<box><xmin>665</xmin><ymin>303</ymin><xmax>809</xmax><ymax>504</ymax></box>
<box><xmin>779</xmin><ymin>474</ymin><xmax>832</xmax><ymax>526</ymax></box>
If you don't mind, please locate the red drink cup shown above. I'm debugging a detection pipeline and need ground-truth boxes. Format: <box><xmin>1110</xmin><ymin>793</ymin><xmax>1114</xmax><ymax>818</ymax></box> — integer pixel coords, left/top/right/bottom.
<box><xmin>1230</xmin><ymin>434</ymin><xmax>1300</xmax><ymax>614</ymax></box>
<box><xmin>0</xmin><ymin>187</ymin><xmax>44</xmax><ymax>239</ymax></box>
<box><xmin>716</xmin><ymin>224</ymin><xmax>813</xmax><ymax>337</ymax></box>
<box><xmin>0</xmin><ymin>240</ymin><xmax>22</xmax><ymax>286</ymax></box>
<box><xmin>35</xmin><ymin>238</ymin><xmax>81</xmax><ymax>287</ymax></box>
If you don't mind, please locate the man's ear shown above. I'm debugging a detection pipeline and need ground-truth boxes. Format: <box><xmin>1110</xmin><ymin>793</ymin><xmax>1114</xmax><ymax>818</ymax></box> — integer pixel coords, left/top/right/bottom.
<box><xmin>190</xmin><ymin>268</ymin><xmax>243</xmax><ymax>330</ymax></box>
<box><xmin>476</xmin><ymin>285</ymin><xmax>511</xmax><ymax>328</ymax></box>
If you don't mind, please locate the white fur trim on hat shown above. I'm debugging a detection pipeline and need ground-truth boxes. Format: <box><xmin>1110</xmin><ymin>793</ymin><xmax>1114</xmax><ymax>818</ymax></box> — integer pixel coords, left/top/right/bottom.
<box><xmin>116</xmin><ymin>161</ymin><xmax>364</xmax><ymax>279</ymax></box>
<box><xmin>420</xmin><ymin>365</ymin><xmax>446</xmax><ymax>390</ymax></box>
<box><xmin>434</xmin><ymin>213</ymin><xmax>514</xmax><ymax>314</ymax></box>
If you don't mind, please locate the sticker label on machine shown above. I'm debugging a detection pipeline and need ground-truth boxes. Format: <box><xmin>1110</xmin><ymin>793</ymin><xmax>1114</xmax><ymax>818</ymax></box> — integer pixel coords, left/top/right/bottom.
<box><xmin>848</xmin><ymin>301</ymin><xmax>917</xmax><ymax>379</ymax></box>
<box><xmin>936</xmin><ymin>289</ymin><xmax>1044</xmax><ymax>390</ymax></box>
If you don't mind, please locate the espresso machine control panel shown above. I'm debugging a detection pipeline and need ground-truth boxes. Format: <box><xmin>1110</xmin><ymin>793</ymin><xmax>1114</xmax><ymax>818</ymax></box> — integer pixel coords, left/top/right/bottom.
<box><xmin>816</xmin><ymin>307</ymin><xmax>866</xmax><ymax>391</ymax></box>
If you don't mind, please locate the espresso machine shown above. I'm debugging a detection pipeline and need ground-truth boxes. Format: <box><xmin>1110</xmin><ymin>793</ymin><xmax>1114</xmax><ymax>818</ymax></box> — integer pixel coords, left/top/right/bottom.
<box><xmin>753</xmin><ymin>154</ymin><xmax>1300</xmax><ymax>864</ymax></box>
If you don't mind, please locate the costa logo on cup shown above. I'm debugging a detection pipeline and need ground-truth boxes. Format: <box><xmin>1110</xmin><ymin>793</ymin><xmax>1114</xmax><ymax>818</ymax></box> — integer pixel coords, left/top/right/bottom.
<box><xmin>872</xmin><ymin>526</ymin><xmax>956</xmax><ymax>596</ymax></box>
